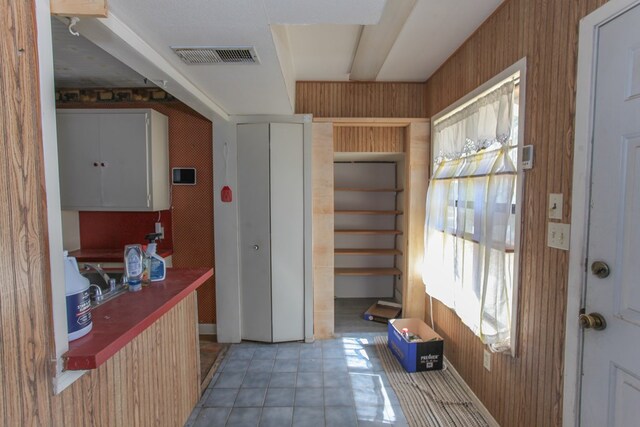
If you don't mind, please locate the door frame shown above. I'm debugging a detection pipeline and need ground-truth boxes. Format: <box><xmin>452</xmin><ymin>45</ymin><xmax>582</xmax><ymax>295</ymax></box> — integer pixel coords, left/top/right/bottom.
<box><xmin>563</xmin><ymin>0</ymin><xmax>640</xmax><ymax>425</ymax></box>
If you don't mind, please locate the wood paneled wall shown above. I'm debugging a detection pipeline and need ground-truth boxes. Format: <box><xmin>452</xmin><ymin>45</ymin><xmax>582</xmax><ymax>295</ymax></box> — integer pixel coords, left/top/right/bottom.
<box><xmin>403</xmin><ymin>122</ymin><xmax>429</xmax><ymax>319</ymax></box>
<box><xmin>334</xmin><ymin>126</ymin><xmax>405</xmax><ymax>152</ymax></box>
<box><xmin>296</xmin><ymin>82</ymin><xmax>426</xmax><ymax>118</ymax></box>
<box><xmin>0</xmin><ymin>2</ymin><xmax>200</xmax><ymax>424</ymax></box>
<box><xmin>424</xmin><ymin>0</ymin><xmax>607</xmax><ymax>426</ymax></box>
<box><xmin>58</xmin><ymin>295</ymin><xmax>199</xmax><ymax>426</ymax></box>
<box><xmin>312</xmin><ymin>123</ymin><xmax>335</xmax><ymax>339</ymax></box>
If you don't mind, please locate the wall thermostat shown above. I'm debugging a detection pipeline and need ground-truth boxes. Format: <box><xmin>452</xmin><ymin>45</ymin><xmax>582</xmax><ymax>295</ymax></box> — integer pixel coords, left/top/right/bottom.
<box><xmin>522</xmin><ymin>145</ymin><xmax>534</xmax><ymax>170</ymax></box>
<box><xmin>172</xmin><ymin>167</ymin><xmax>196</xmax><ymax>185</ymax></box>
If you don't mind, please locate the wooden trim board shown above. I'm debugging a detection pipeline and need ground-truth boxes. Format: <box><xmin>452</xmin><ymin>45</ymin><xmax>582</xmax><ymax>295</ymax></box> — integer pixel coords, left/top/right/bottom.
<box><xmin>335</xmin><ymin>268</ymin><xmax>402</xmax><ymax>276</ymax></box>
<box><xmin>50</xmin><ymin>0</ymin><xmax>108</xmax><ymax>17</ymax></box>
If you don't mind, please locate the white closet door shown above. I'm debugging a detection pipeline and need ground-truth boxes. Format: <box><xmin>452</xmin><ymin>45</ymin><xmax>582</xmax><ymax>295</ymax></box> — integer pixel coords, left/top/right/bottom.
<box><xmin>270</xmin><ymin>123</ymin><xmax>305</xmax><ymax>342</ymax></box>
<box><xmin>237</xmin><ymin>123</ymin><xmax>272</xmax><ymax>342</ymax></box>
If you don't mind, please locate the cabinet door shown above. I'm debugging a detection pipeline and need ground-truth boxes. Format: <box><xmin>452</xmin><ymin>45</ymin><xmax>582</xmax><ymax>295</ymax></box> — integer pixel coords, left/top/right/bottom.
<box><xmin>57</xmin><ymin>113</ymin><xmax>103</xmax><ymax>209</ymax></box>
<box><xmin>237</xmin><ymin>123</ymin><xmax>273</xmax><ymax>342</ymax></box>
<box><xmin>99</xmin><ymin>113</ymin><xmax>150</xmax><ymax>209</ymax></box>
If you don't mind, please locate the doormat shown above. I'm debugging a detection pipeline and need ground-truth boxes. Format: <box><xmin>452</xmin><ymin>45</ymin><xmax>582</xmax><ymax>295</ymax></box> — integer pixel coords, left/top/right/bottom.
<box><xmin>374</xmin><ymin>336</ymin><xmax>490</xmax><ymax>427</ymax></box>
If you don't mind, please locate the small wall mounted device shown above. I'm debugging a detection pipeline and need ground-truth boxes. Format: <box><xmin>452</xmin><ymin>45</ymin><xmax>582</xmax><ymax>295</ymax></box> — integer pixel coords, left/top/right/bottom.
<box><xmin>522</xmin><ymin>145</ymin><xmax>534</xmax><ymax>170</ymax></box>
<box><xmin>172</xmin><ymin>167</ymin><xmax>196</xmax><ymax>185</ymax></box>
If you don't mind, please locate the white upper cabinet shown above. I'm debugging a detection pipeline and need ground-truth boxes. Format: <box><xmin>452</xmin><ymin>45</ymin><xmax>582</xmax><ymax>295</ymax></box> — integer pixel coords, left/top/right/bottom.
<box><xmin>56</xmin><ymin>109</ymin><xmax>170</xmax><ymax>211</ymax></box>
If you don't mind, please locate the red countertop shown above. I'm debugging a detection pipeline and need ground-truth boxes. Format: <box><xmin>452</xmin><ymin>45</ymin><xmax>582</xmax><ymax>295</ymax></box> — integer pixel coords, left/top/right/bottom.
<box><xmin>64</xmin><ymin>267</ymin><xmax>213</xmax><ymax>371</ymax></box>
<box><xmin>69</xmin><ymin>247</ymin><xmax>174</xmax><ymax>263</ymax></box>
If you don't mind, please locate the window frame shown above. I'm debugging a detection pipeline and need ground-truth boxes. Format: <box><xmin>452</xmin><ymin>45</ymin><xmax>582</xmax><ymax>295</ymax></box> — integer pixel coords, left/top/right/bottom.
<box><xmin>429</xmin><ymin>58</ymin><xmax>527</xmax><ymax>356</ymax></box>
<box><xmin>35</xmin><ymin>4</ymin><xmax>90</xmax><ymax>393</ymax></box>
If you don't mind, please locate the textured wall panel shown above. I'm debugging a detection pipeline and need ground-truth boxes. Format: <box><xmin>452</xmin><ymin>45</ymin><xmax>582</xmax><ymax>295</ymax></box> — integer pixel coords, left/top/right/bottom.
<box><xmin>79</xmin><ymin>210</ymin><xmax>173</xmax><ymax>251</ymax></box>
<box><xmin>334</xmin><ymin>126</ymin><xmax>405</xmax><ymax>152</ymax></box>
<box><xmin>424</xmin><ymin>0</ymin><xmax>608</xmax><ymax>426</ymax></box>
<box><xmin>61</xmin><ymin>101</ymin><xmax>216</xmax><ymax>324</ymax></box>
<box><xmin>312</xmin><ymin>123</ymin><xmax>335</xmax><ymax>338</ymax></box>
<box><xmin>296</xmin><ymin>82</ymin><xmax>427</xmax><ymax>118</ymax></box>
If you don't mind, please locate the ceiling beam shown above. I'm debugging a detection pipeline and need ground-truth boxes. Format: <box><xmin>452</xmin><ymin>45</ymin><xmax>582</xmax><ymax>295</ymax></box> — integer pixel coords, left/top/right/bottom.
<box><xmin>349</xmin><ymin>0</ymin><xmax>416</xmax><ymax>81</ymax></box>
<box><xmin>50</xmin><ymin>0</ymin><xmax>108</xmax><ymax>17</ymax></box>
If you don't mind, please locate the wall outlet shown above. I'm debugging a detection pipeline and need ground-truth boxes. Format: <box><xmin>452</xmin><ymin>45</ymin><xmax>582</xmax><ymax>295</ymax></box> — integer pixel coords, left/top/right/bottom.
<box><xmin>547</xmin><ymin>222</ymin><xmax>570</xmax><ymax>250</ymax></box>
<box><xmin>548</xmin><ymin>193</ymin><xmax>563</xmax><ymax>220</ymax></box>
<box><xmin>155</xmin><ymin>222</ymin><xmax>164</xmax><ymax>240</ymax></box>
<box><xmin>483</xmin><ymin>349</ymin><xmax>491</xmax><ymax>371</ymax></box>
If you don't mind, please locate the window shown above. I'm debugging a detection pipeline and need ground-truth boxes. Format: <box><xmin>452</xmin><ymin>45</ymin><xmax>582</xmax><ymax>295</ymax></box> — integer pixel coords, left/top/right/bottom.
<box><xmin>423</xmin><ymin>60</ymin><xmax>525</xmax><ymax>353</ymax></box>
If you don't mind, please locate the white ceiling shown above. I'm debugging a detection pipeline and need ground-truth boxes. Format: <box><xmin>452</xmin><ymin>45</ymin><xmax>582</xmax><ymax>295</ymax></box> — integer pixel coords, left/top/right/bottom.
<box><xmin>286</xmin><ymin>25</ymin><xmax>362</xmax><ymax>81</ymax></box>
<box><xmin>52</xmin><ymin>0</ymin><xmax>504</xmax><ymax>116</ymax></box>
<box><xmin>51</xmin><ymin>18</ymin><xmax>155</xmax><ymax>88</ymax></box>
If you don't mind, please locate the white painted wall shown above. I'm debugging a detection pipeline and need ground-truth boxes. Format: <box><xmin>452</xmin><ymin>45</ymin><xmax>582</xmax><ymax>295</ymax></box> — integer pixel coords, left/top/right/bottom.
<box><xmin>35</xmin><ymin>0</ymin><xmax>90</xmax><ymax>392</ymax></box>
<box><xmin>212</xmin><ymin>118</ymin><xmax>242</xmax><ymax>343</ymax></box>
<box><xmin>61</xmin><ymin>211</ymin><xmax>81</xmax><ymax>251</ymax></box>
<box><xmin>334</xmin><ymin>162</ymin><xmax>398</xmax><ymax>298</ymax></box>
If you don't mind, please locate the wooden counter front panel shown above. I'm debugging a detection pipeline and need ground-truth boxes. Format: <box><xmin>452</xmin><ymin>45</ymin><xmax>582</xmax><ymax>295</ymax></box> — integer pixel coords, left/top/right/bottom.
<box><xmin>59</xmin><ymin>293</ymin><xmax>199</xmax><ymax>426</ymax></box>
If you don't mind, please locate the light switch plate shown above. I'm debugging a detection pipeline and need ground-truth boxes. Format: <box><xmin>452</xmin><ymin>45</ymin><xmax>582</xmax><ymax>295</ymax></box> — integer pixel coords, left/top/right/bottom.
<box><xmin>483</xmin><ymin>349</ymin><xmax>491</xmax><ymax>371</ymax></box>
<box><xmin>548</xmin><ymin>222</ymin><xmax>570</xmax><ymax>250</ymax></box>
<box><xmin>549</xmin><ymin>193</ymin><xmax>563</xmax><ymax>220</ymax></box>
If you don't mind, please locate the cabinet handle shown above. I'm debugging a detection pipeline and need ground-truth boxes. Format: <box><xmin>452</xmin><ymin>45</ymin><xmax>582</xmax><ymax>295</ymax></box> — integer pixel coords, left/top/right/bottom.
<box><xmin>100</xmin><ymin>162</ymin><xmax>106</xmax><ymax>167</ymax></box>
<box><xmin>93</xmin><ymin>162</ymin><xmax>99</xmax><ymax>167</ymax></box>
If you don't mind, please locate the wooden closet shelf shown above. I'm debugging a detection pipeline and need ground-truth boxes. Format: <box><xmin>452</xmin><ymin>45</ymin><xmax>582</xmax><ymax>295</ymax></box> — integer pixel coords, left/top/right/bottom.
<box><xmin>335</xmin><ymin>188</ymin><xmax>404</xmax><ymax>193</ymax></box>
<box><xmin>335</xmin><ymin>248</ymin><xmax>403</xmax><ymax>255</ymax></box>
<box><xmin>334</xmin><ymin>210</ymin><xmax>403</xmax><ymax>215</ymax></box>
<box><xmin>334</xmin><ymin>229</ymin><xmax>403</xmax><ymax>235</ymax></box>
<box><xmin>335</xmin><ymin>267</ymin><xmax>402</xmax><ymax>276</ymax></box>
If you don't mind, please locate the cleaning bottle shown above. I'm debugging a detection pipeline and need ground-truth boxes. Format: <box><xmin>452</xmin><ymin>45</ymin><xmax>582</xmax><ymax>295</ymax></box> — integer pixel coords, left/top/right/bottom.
<box><xmin>141</xmin><ymin>244</ymin><xmax>151</xmax><ymax>286</ymax></box>
<box><xmin>124</xmin><ymin>244</ymin><xmax>144</xmax><ymax>292</ymax></box>
<box><xmin>144</xmin><ymin>232</ymin><xmax>166</xmax><ymax>282</ymax></box>
<box><xmin>64</xmin><ymin>251</ymin><xmax>92</xmax><ymax>341</ymax></box>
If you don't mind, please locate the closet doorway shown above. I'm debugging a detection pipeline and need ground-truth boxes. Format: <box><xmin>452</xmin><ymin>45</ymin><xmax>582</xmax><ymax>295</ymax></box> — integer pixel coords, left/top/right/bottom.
<box><xmin>334</xmin><ymin>157</ymin><xmax>404</xmax><ymax>333</ymax></box>
<box><xmin>310</xmin><ymin>117</ymin><xmax>430</xmax><ymax>338</ymax></box>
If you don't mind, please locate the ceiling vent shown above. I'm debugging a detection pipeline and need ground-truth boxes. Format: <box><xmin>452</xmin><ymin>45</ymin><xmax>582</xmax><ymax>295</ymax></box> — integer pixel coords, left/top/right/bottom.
<box><xmin>171</xmin><ymin>46</ymin><xmax>259</xmax><ymax>65</ymax></box>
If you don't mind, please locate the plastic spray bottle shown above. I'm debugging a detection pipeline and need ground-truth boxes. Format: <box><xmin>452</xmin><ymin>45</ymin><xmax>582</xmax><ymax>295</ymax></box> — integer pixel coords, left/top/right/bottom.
<box><xmin>144</xmin><ymin>233</ymin><xmax>166</xmax><ymax>282</ymax></box>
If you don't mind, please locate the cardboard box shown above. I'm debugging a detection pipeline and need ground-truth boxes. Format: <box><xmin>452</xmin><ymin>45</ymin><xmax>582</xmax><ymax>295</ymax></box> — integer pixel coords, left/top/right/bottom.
<box><xmin>363</xmin><ymin>301</ymin><xmax>402</xmax><ymax>323</ymax></box>
<box><xmin>388</xmin><ymin>318</ymin><xmax>444</xmax><ymax>372</ymax></box>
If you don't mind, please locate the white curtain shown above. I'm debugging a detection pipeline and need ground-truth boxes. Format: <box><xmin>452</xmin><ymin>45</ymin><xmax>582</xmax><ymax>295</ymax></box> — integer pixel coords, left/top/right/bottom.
<box><xmin>423</xmin><ymin>81</ymin><xmax>517</xmax><ymax>350</ymax></box>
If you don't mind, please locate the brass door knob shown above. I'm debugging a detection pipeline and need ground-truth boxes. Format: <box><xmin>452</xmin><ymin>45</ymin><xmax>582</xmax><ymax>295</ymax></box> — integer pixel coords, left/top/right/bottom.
<box><xmin>591</xmin><ymin>261</ymin><xmax>610</xmax><ymax>278</ymax></box>
<box><xmin>579</xmin><ymin>312</ymin><xmax>606</xmax><ymax>330</ymax></box>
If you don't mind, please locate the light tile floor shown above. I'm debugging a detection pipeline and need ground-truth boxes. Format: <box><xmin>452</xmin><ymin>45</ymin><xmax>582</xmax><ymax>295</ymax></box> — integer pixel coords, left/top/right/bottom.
<box><xmin>186</xmin><ymin>333</ymin><xmax>408</xmax><ymax>427</ymax></box>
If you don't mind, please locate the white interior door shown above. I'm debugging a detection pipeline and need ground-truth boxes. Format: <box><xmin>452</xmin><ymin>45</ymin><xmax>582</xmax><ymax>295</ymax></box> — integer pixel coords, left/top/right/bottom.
<box><xmin>581</xmin><ymin>4</ymin><xmax>640</xmax><ymax>426</ymax></box>
<box><xmin>270</xmin><ymin>123</ymin><xmax>304</xmax><ymax>342</ymax></box>
<box><xmin>237</xmin><ymin>123</ymin><xmax>272</xmax><ymax>342</ymax></box>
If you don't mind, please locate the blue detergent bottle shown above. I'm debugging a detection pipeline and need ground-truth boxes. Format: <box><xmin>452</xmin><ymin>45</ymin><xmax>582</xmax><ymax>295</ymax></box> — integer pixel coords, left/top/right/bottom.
<box><xmin>64</xmin><ymin>251</ymin><xmax>92</xmax><ymax>341</ymax></box>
